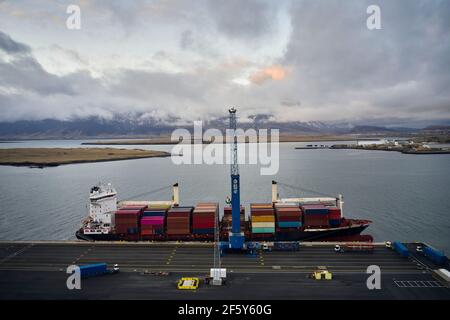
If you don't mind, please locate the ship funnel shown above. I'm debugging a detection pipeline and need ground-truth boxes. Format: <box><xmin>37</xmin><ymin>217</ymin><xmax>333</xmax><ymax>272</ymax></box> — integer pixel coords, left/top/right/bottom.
<box><xmin>272</xmin><ymin>180</ymin><xmax>278</xmax><ymax>203</ymax></box>
<box><xmin>338</xmin><ymin>194</ymin><xmax>344</xmax><ymax>218</ymax></box>
<box><xmin>173</xmin><ymin>183</ymin><xmax>180</xmax><ymax>206</ymax></box>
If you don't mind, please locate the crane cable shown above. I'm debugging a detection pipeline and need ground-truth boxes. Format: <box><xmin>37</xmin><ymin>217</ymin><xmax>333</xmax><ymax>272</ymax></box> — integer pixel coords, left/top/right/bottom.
<box><xmin>277</xmin><ymin>181</ymin><xmax>336</xmax><ymax>198</ymax></box>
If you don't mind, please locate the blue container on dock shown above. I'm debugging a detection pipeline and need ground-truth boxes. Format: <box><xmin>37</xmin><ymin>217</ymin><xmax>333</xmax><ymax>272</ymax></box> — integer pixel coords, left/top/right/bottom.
<box><xmin>423</xmin><ymin>246</ymin><xmax>448</xmax><ymax>265</ymax></box>
<box><xmin>393</xmin><ymin>241</ymin><xmax>409</xmax><ymax>258</ymax></box>
<box><xmin>79</xmin><ymin>263</ymin><xmax>107</xmax><ymax>278</ymax></box>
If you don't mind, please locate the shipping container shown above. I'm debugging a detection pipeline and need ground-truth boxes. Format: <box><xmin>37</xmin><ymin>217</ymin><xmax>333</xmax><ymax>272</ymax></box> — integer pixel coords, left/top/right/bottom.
<box><xmin>252</xmin><ymin>216</ymin><xmax>275</xmax><ymax>222</ymax></box>
<box><xmin>193</xmin><ymin>228</ymin><xmax>215</xmax><ymax>234</ymax></box>
<box><xmin>278</xmin><ymin>221</ymin><xmax>302</xmax><ymax>228</ymax></box>
<box><xmin>304</xmin><ymin>214</ymin><xmax>329</xmax><ymax>227</ymax></box>
<box><xmin>329</xmin><ymin>219</ymin><xmax>341</xmax><ymax>226</ymax></box>
<box><xmin>301</xmin><ymin>205</ymin><xmax>329</xmax><ymax>215</ymax></box>
<box><xmin>328</xmin><ymin>207</ymin><xmax>341</xmax><ymax>219</ymax></box>
<box><xmin>142</xmin><ymin>210</ymin><xmax>166</xmax><ymax>217</ymax></box>
<box><xmin>252</xmin><ymin>227</ymin><xmax>275</xmax><ymax>233</ymax></box>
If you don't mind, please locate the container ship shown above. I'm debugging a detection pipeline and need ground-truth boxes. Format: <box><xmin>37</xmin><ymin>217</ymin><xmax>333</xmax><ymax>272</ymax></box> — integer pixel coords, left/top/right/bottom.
<box><xmin>76</xmin><ymin>181</ymin><xmax>372</xmax><ymax>243</ymax></box>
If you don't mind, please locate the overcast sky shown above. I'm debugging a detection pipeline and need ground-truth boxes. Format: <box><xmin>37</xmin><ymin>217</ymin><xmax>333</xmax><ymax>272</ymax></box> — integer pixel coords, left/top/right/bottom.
<box><xmin>0</xmin><ymin>0</ymin><xmax>449</xmax><ymax>125</ymax></box>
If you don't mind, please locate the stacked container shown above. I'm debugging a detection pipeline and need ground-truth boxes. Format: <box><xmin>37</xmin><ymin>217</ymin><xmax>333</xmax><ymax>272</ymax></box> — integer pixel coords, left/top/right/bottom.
<box><xmin>250</xmin><ymin>203</ymin><xmax>275</xmax><ymax>234</ymax></box>
<box><xmin>221</xmin><ymin>206</ymin><xmax>246</xmax><ymax>236</ymax></box>
<box><xmin>140</xmin><ymin>205</ymin><xmax>169</xmax><ymax>237</ymax></box>
<box><xmin>275</xmin><ymin>203</ymin><xmax>302</xmax><ymax>229</ymax></box>
<box><xmin>302</xmin><ymin>204</ymin><xmax>329</xmax><ymax>228</ymax></box>
<box><xmin>327</xmin><ymin>207</ymin><xmax>342</xmax><ymax>226</ymax></box>
<box><xmin>115</xmin><ymin>205</ymin><xmax>147</xmax><ymax>235</ymax></box>
<box><xmin>166</xmin><ymin>206</ymin><xmax>193</xmax><ymax>237</ymax></box>
<box><xmin>192</xmin><ymin>202</ymin><xmax>218</xmax><ymax>235</ymax></box>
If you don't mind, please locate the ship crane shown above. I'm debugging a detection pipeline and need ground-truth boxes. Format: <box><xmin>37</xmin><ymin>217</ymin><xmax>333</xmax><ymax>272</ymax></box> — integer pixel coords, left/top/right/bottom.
<box><xmin>227</xmin><ymin>107</ymin><xmax>245</xmax><ymax>249</ymax></box>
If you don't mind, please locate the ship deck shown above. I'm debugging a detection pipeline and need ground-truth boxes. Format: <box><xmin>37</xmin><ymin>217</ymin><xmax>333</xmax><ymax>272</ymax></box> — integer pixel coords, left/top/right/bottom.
<box><xmin>0</xmin><ymin>241</ymin><xmax>448</xmax><ymax>299</ymax></box>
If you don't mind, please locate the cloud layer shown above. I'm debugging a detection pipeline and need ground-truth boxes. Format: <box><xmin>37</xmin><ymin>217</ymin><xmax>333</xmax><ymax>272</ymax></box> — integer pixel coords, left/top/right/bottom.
<box><xmin>0</xmin><ymin>0</ymin><xmax>449</xmax><ymax>124</ymax></box>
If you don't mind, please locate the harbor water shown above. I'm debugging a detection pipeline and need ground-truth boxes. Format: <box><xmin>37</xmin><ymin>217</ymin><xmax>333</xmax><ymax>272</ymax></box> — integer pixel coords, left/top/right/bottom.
<box><xmin>0</xmin><ymin>140</ymin><xmax>449</xmax><ymax>254</ymax></box>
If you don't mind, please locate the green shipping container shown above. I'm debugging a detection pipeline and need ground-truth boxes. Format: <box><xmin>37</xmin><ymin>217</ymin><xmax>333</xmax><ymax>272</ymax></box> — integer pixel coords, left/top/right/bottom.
<box><xmin>252</xmin><ymin>227</ymin><xmax>275</xmax><ymax>234</ymax></box>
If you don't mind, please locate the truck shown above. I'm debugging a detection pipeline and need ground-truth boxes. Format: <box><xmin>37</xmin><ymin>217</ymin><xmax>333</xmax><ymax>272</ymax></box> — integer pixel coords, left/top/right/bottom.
<box><xmin>393</xmin><ymin>241</ymin><xmax>409</xmax><ymax>258</ymax></box>
<box><xmin>432</xmin><ymin>269</ymin><xmax>450</xmax><ymax>288</ymax></box>
<box><xmin>334</xmin><ymin>243</ymin><xmax>374</xmax><ymax>253</ymax></box>
<box><xmin>79</xmin><ymin>263</ymin><xmax>119</xmax><ymax>278</ymax></box>
<box><xmin>423</xmin><ymin>246</ymin><xmax>448</xmax><ymax>266</ymax></box>
<box><xmin>273</xmin><ymin>242</ymin><xmax>300</xmax><ymax>252</ymax></box>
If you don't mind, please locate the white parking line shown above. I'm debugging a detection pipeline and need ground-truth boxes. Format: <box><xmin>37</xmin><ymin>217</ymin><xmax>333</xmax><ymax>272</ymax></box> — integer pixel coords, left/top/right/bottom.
<box><xmin>394</xmin><ymin>280</ymin><xmax>443</xmax><ymax>288</ymax></box>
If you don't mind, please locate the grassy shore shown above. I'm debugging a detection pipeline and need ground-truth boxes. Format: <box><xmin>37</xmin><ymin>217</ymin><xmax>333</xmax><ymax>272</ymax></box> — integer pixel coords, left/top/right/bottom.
<box><xmin>0</xmin><ymin>148</ymin><xmax>171</xmax><ymax>167</ymax></box>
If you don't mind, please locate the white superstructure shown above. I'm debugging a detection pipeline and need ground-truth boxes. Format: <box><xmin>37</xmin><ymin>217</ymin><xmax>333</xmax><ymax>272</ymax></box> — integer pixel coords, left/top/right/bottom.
<box><xmin>83</xmin><ymin>183</ymin><xmax>117</xmax><ymax>235</ymax></box>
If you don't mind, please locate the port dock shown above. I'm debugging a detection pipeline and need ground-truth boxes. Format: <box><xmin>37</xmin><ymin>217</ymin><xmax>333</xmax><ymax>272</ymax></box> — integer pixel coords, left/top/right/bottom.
<box><xmin>0</xmin><ymin>241</ymin><xmax>448</xmax><ymax>299</ymax></box>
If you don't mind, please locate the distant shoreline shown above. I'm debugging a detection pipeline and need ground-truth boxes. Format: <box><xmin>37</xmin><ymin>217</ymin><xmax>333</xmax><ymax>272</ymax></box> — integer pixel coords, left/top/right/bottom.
<box><xmin>80</xmin><ymin>135</ymin><xmax>379</xmax><ymax>145</ymax></box>
<box><xmin>329</xmin><ymin>144</ymin><xmax>450</xmax><ymax>155</ymax></box>
<box><xmin>0</xmin><ymin>148</ymin><xmax>171</xmax><ymax>168</ymax></box>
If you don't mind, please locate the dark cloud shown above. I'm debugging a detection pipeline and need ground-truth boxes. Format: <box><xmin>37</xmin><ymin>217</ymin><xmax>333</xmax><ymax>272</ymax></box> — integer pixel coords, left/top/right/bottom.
<box><xmin>206</xmin><ymin>0</ymin><xmax>279</xmax><ymax>40</ymax></box>
<box><xmin>0</xmin><ymin>31</ymin><xmax>77</xmax><ymax>96</ymax></box>
<box><xmin>0</xmin><ymin>56</ymin><xmax>77</xmax><ymax>96</ymax></box>
<box><xmin>0</xmin><ymin>30</ymin><xmax>30</xmax><ymax>54</ymax></box>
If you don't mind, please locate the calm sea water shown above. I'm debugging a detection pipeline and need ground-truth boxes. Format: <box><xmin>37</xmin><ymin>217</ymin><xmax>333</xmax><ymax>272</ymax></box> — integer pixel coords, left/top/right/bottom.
<box><xmin>0</xmin><ymin>140</ymin><xmax>449</xmax><ymax>254</ymax></box>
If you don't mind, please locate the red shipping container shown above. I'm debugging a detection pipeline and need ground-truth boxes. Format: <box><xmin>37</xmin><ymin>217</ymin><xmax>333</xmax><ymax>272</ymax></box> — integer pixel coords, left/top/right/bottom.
<box><xmin>193</xmin><ymin>222</ymin><xmax>215</xmax><ymax>228</ymax></box>
<box><xmin>224</xmin><ymin>206</ymin><xmax>245</xmax><ymax>215</ymax></box>
<box><xmin>304</xmin><ymin>214</ymin><xmax>329</xmax><ymax>227</ymax></box>
<box><xmin>168</xmin><ymin>212</ymin><xmax>191</xmax><ymax>217</ymax></box>
<box><xmin>328</xmin><ymin>207</ymin><xmax>341</xmax><ymax>219</ymax></box>
<box><xmin>277</xmin><ymin>216</ymin><xmax>301</xmax><ymax>222</ymax></box>
<box><xmin>193</xmin><ymin>216</ymin><xmax>215</xmax><ymax>222</ymax></box>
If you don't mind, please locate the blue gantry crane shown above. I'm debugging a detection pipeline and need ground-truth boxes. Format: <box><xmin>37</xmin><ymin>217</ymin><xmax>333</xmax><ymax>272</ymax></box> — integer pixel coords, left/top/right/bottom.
<box><xmin>228</xmin><ymin>107</ymin><xmax>245</xmax><ymax>250</ymax></box>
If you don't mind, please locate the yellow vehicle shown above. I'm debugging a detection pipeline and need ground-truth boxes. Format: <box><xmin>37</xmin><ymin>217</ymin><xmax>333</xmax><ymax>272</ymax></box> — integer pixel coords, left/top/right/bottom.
<box><xmin>313</xmin><ymin>270</ymin><xmax>333</xmax><ymax>280</ymax></box>
<box><xmin>177</xmin><ymin>277</ymin><xmax>200</xmax><ymax>290</ymax></box>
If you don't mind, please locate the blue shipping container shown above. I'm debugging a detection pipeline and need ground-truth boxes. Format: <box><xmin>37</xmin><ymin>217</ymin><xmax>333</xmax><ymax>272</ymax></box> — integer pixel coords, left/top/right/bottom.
<box><xmin>193</xmin><ymin>228</ymin><xmax>215</xmax><ymax>234</ymax></box>
<box><xmin>143</xmin><ymin>211</ymin><xmax>166</xmax><ymax>217</ymax></box>
<box><xmin>79</xmin><ymin>263</ymin><xmax>107</xmax><ymax>278</ymax></box>
<box><xmin>393</xmin><ymin>241</ymin><xmax>409</xmax><ymax>258</ymax></box>
<box><xmin>302</xmin><ymin>207</ymin><xmax>329</xmax><ymax>215</ymax></box>
<box><xmin>423</xmin><ymin>246</ymin><xmax>448</xmax><ymax>265</ymax></box>
<box><xmin>329</xmin><ymin>219</ymin><xmax>341</xmax><ymax>226</ymax></box>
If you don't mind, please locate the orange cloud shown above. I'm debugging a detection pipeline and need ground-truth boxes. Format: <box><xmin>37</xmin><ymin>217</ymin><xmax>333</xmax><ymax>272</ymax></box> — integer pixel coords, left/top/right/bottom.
<box><xmin>249</xmin><ymin>65</ymin><xmax>291</xmax><ymax>85</ymax></box>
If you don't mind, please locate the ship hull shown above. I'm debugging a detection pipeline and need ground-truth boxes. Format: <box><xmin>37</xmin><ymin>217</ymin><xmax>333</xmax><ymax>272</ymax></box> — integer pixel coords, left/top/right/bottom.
<box><xmin>76</xmin><ymin>223</ymin><xmax>370</xmax><ymax>242</ymax></box>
